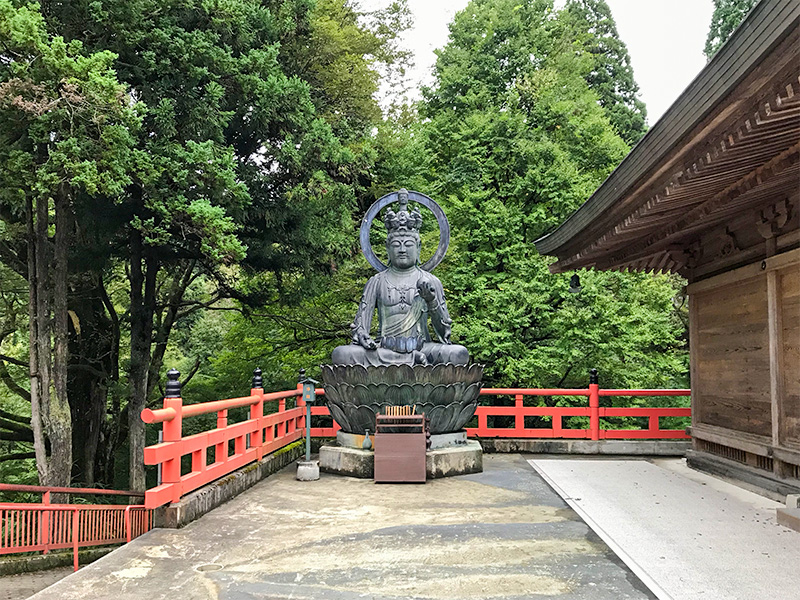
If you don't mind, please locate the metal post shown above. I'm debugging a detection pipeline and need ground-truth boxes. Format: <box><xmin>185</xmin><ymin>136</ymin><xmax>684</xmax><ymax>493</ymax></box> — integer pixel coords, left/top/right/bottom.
<box><xmin>306</xmin><ymin>401</ymin><xmax>312</xmax><ymax>462</ymax></box>
<box><xmin>296</xmin><ymin>369</ymin><xmax>320</xmax><ymax>481</ymax></box>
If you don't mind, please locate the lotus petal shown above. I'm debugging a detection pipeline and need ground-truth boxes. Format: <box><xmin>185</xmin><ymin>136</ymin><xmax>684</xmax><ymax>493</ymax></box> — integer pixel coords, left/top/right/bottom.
<box><xmin>453</xmin><ymin>400</ymin><xmax>479</xmax><ymax>431</ymax></box>
<box><xmin>440</xmin><ymin>402</ymin><xmax>464</xmax><ymax>433</ymax></box>
<box><xmin>383</xmin><ymin>383</ymin><xmax>413</xmax><ymax>405</ymax></box>
<box><xmin>425</xmin><ymin>404</ymin><xmax>449</xmax><ymax>433</ymax></box>
<box><xmin>440</xmin><ymin>385</ymin><xmax>457</xmax><ymax>406</ymax></box>
<box><xmin>368</xmin><ymin>365</ymin><xmax>389</xmax><ymax>383</ymax></box>
<box><xmin>351</xmin><ymin>404</ymin><xmax>380</xmax><ymax>433</ymax></box>
<box><xmin>327</xmin><ymin>402</ymin><xmax>352</xmax><ymax>432</ymax></box>
<box><xmin>350</xmin><ymin>384</ymin><xmax>374</xmax><ymax>406</ymax></box>
<box><xmin>461</xmin><ymin>382</ymin><xmax>482</xmax><ymax>405</ymax></box>
<box><xmin>369</xmin><ymin>383</ymin><xmax>392</xmax><ymax>403</ymax></box>
<box><xmin>412</xmin><ymin>364</ymin><xmax>430</xmax><ymax>384</ymax></box>
<box><xmin>353</xmin><ymin>365</ymin><xmax>374</xmax><ymax>386</ymax></box>
<box><xmin>326</xmin><ymin>385</ymin><xmax>345</xmax><ymax>406</ymax></box>
<box><xmin>320</xmin><ymin>364</ymin><xmax>335</xmax><ymax>385</ymax></box>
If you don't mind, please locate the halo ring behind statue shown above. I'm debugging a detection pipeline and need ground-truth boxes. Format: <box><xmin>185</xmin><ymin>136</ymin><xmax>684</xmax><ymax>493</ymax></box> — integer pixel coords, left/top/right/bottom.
<box><xmin>360</xmin><ymin>190</ymin><xmax>450</xmax><ymax>272</ymax></box>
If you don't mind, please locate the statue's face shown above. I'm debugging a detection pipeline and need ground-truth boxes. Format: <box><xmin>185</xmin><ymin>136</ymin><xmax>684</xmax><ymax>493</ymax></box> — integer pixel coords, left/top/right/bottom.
<box><xmin>387</xmin><ymin>233</ymin><xmax>420</xmax><ymax>269</ymax></box>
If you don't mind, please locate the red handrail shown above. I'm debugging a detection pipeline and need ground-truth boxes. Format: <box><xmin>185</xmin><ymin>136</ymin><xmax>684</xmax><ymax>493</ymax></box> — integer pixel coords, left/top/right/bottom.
<box><xmin>0</xmin><ymin>484</ymin><xmax>143</xmax><ymax>498</ymax></box>
<box><xmin>141</xmin><ymin>383</ymin><xmax>306</xmax><ymax>509</ymax></box>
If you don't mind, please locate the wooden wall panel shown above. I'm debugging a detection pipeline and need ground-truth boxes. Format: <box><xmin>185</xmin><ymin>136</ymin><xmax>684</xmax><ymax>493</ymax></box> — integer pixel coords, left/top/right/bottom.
<box><xmin>780</xmin><ymin>267</ymin><xmax>800</xmax><ymax>448</ymax></box>
<box><xmin>694</xmin><ymin>277</ymin><xmax>772</xmax><ymax>437</ymax></box>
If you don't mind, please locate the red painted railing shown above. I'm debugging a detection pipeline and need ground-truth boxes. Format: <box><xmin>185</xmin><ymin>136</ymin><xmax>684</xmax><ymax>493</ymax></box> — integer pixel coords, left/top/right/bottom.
<box><xmin>0</xmin><ymin>484</ymin><xmax>152</xmax><ymax>571</ymax></box>
<box><xmin>467</xmin><ymin>387</ymin><xmax>691</xmax><ymax>439</ymax></box>
<box><xmin>309</xmin><ymin>386</ymin><xmax>690</xmax><ymax>440</ymax></box>
<box><xmin>141</xmin><ymin>381</ymin><xmax>307</xmax><ymax>509</ymax></box>
<box><xmin>141</xmin><ymin>369</ymin><xmax>689</xmax><ymax>508</ymax></box>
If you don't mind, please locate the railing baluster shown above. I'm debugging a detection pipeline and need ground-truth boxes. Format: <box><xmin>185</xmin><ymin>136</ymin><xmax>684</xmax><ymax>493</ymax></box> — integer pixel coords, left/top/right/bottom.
<box><xmin>514</xmin><ymin>394</ymin><xmax>524</xmax><ymax>434</ymax></box>
<box><xmin>649</xmin><ymin>415</ymin><xmax>659</xmax><ymax>432</ymax></box>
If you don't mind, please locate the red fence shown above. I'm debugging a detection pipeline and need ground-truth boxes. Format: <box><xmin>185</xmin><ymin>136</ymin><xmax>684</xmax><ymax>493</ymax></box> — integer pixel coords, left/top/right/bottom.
<box><xmin>0</xmin><ymin>484</ymin><xmax>152</xmax><ymax>571</ymax></box>
<box><xmin>140</xmin><ymin>370</ymin><xmax>307</xmax><ymax>509</ymax></box>
<box><xmin>468</xmin><ymin>386</ymin><xmax>691</xmax><ymax>439</ymax></box>
<box><xmin>141</xmin><ymin>368</ymin><xmax>690</xmax><ymax>509</ymax></box>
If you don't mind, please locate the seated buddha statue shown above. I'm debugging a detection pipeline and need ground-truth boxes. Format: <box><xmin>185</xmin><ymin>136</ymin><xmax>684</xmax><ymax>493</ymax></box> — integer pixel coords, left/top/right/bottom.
<box><xmin>331</xmin><ymin>193</ymin><xmax>469</xmax><ymax>367</ymax></box>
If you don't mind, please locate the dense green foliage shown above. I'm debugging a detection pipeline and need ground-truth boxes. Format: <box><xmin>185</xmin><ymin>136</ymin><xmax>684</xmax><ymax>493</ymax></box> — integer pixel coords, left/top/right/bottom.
<box><xmin>421</xmin><ymin>0</ymin><xmax>685</xmax><ymax>392</ymax></box>
<box><xmin>704</xmin><ymin>0</ymin><xmax>758</xmax><ymax>58</ymax></box>
<box><xmin>1</xmin><ymin>0</ymin><xmax>689</xmax><ymax>489</ymax></box>
<box><xmin>561</xmin><ymin>0</ymin><xmax>647</xmax><ymax>145</ymax></box>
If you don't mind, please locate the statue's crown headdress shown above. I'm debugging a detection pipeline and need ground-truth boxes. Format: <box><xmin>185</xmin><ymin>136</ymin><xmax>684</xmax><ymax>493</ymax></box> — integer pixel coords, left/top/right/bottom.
<box><xmin>384</xmin><ymin>189</ymin><xmax>422</xmax><ymax>234</ymax></box>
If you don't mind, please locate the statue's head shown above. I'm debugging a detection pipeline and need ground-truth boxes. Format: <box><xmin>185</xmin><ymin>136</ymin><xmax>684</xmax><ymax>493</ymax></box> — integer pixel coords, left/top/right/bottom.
<box><xmin>384</xmin><ymin>189</ymin><xmax>422</xmax><ymax>269</ymax></box>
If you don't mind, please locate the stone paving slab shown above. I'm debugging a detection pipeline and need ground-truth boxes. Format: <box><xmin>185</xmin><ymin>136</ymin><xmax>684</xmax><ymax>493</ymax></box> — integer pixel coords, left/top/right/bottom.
<box><xmin>529</xmin><ymin>457</ymin><xmax>800</xmax><ymax>600</ymax></box>
<box><xmin>28</xmin><ymin>454</ymin><xmax>655</xmax><ymax>600</ymax></box>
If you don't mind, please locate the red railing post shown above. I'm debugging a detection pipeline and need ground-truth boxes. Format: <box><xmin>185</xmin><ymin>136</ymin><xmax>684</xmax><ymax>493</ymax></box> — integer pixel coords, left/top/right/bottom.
<box><xmin>297</xmin><ymin>369</ymin><xmax>307</xmax><ymax>432</ymax></box>
<box><xmin>162</xmin><ymin>369</ymin><xmax>183</xmax><ymax>504</ymax></box>
<box><xmin>589</xmin><ymin>369</ymin><xmax>600</xmax><ymax>441</ymax></box>
<box><xmin>72</xmin><ymin>508</ymin><xmax>79</xmax><ymax>571</ymax></box>
<box><xmin>41</xmin><ymin>491</ymin><xmax>50</xmax><ymax>555</ymax></box>
<box><xmin>216</xmin><ymin>409</ymin><xmax>228</xmax><ymax>430</ymax></box>
<box><xmin>649</xmin><ymin>415</ymin><xmax>659</xmax><ymax>433</ymax></box>
<box><xmin>251</xmin><ymin>368</ymin><xmax>264</xmax><ymax>460</ymax></box>
<box><xmin>514</xmin><ymin>394</ymin><xmax>524</xmax><ymax>434</ymax></box>
<box><xmin>125</xmin><ymin>506</ymin><xmax>132</xmax><ymax>543</ymax></box>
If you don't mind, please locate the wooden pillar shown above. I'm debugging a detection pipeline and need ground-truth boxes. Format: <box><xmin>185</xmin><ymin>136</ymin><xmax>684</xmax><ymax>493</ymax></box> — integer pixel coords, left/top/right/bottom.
<box><xmin>767</xmin><ymin>260</ymin><xmax>789</xmax><ymax>477</ymax></box>
<box><xmin>759</xmin><ymin>205</ymin><xmax>789</xmax><ymax>478</ymax></box>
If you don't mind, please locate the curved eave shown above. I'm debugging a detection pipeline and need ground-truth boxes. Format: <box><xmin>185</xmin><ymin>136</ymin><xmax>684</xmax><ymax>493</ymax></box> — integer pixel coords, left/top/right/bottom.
<box><xmin>534</xmin><ymin>0</ymin><xmax>800</xmax><ymax>267</ymax></box>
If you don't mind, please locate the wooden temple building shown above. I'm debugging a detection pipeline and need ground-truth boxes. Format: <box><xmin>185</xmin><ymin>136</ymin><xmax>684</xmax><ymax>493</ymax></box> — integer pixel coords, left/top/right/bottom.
<box><xmin>535</xmin><ymin>0</ymin><xmax>799</xmax><ymax>497</ymax></box>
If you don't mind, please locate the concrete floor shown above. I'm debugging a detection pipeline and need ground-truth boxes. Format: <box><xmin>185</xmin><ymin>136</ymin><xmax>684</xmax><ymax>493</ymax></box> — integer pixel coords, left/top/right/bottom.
<box><xmin>530</xmin><ymin>457</ymin><xmax>800</xmax><ymax>600</ymax></box>
<box><xmin>0</xmin><ymin>566</ymin><xmax>73</xmax><ymax>600</ymax></box>
<box><xmin>26</xmin><ymin>454</ymin><xmax>655</xmax><ymax>600</ymax></box>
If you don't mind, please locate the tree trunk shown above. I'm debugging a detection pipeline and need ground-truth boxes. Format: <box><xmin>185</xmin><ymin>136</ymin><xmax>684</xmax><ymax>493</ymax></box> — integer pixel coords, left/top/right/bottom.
<box><xmin>26</xmin><ymin>194</ymin><xmax>47</xmax><ymax>485</ymax></box>
<box><xmin>128</xmin><ymin>230</ymin><xmax>156</xmax><ymax>492</ymax></box>
<box><xmin>48</xmin><ymin>191</ymin><xmax>73</xmax><ymax>488</ymax></box>
<box><xmin>68</xmin><ymin>276</ymin><xmax>115</xmax><ymax>485</ymax></box>
<box><xmin>27</xmin><ymin>191</ymin><xmax>73</xmax><ymax>493</ymax></box>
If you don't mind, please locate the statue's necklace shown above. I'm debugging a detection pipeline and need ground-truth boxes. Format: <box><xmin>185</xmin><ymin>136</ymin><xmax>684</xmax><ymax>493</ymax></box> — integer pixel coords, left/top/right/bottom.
<box><xmin>386</xmin><ymin>270</ymin><xmax>417</xmax><ymax>306</ymax></box>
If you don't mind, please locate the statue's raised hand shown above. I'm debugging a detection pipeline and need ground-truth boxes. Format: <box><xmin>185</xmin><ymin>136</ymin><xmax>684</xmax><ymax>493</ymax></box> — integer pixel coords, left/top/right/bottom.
<box><xmin>417</xmin><ymin>274</ymin><xmax>437</xmax><ymax>303</ymax></box>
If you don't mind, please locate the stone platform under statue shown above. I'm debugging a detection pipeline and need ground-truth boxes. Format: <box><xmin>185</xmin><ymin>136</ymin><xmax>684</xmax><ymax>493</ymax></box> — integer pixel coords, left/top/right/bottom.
<box><xmin>319</xmin><ymin>438</ymin><xmax>483</xmax><ymax>480</ymax></box>
<box><xmin>319</xmin><ymin>189</ymin><xmax>483</xmax><ymax>480</ymax></box>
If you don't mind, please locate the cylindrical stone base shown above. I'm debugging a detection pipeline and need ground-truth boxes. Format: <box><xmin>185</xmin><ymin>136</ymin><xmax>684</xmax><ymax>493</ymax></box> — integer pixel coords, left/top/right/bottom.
<box><xmin>296</xmin><ymin>460</ymin><xmax>320</xmax><ymax>481</ymax></box>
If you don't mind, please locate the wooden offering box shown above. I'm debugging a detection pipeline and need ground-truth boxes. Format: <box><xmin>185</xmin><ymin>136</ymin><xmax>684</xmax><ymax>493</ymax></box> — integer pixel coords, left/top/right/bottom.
<box><xmin>374</xmin><ymin>414</ymin><xmax>427</xmax><ymax>483</ymax></box>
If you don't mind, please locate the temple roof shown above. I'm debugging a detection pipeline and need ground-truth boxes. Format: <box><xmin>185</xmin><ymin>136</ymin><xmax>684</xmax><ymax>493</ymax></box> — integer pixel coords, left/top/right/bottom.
<box><xmin>534</xmin><ymin>0</ymin><xmax>800</xmax><ymax>276</ymax></box>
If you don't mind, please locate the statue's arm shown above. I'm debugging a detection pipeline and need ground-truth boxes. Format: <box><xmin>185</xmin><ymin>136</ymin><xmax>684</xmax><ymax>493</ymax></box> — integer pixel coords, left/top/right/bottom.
<box><xmin>418</xmin><ymin>274</ymin><xmax>452</xmax><ymax>344</ymax></box>
<box><xmin>350</xmin><ymin>275</ymin><xmax>379</xmax><ymax>349</ymax></box>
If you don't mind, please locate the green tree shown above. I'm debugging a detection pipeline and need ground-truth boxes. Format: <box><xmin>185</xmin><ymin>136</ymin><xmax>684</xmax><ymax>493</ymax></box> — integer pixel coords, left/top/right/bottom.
<box><xmin>704</xmin><ymin>0</ymin><xmax>758</xmax><ymax>58</ymax></box>
<box><xmin>0</xmin><ymin>0</ymin><xmax>141</xmax><ymax>488</ymax></box>
<box><xmin>38</xmin><ymin>0</ymin><xmax>374</xmax><ymax>490</ymax></box>
<box><xmin>560</xmin><ymin>0</ymin><xmax>647</xmax><ymax>145</ymax></box>
<box><xmin>0</xmin><ymin>0</ymin><xmax>411</xmax><ymax>489</ymax></box>
<box><xmin>420</xmin><ymin>0</ymin><xmax>687</xmax><ymax>396</ymax></box>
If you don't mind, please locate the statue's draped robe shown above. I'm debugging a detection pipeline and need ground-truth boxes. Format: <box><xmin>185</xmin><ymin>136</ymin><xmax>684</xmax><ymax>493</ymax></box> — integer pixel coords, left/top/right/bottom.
<box><xmin>348</xmin><ymin>268</ymin><xmax>454</xmax><ymax>366</ymax></box>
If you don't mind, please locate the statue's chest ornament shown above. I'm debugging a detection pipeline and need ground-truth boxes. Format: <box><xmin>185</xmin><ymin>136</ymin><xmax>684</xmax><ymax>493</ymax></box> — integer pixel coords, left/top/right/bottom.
<box><xmin>386</xmin><ymin>281</ymin><xmax>416</xmax><ymax>308</ymax></box>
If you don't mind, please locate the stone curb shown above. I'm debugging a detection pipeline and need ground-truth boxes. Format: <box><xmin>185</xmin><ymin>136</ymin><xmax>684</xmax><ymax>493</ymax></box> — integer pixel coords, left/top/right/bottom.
<box><xmin>0</xmin><ymin>547</ymin><xmax>114</xmax><ymax>576</ymax></box>
<box><xmin>480</xmin><ymin>439</ymin><xmax>691</xmax><ymax>455</ymax></box>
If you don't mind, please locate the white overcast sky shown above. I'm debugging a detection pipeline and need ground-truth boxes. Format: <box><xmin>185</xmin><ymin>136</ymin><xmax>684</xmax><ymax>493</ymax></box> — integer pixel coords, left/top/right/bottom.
<box><xmin>363</xmin><ymin>0</ymin><xmax>715</xmax><ymax>125</ymax></box>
